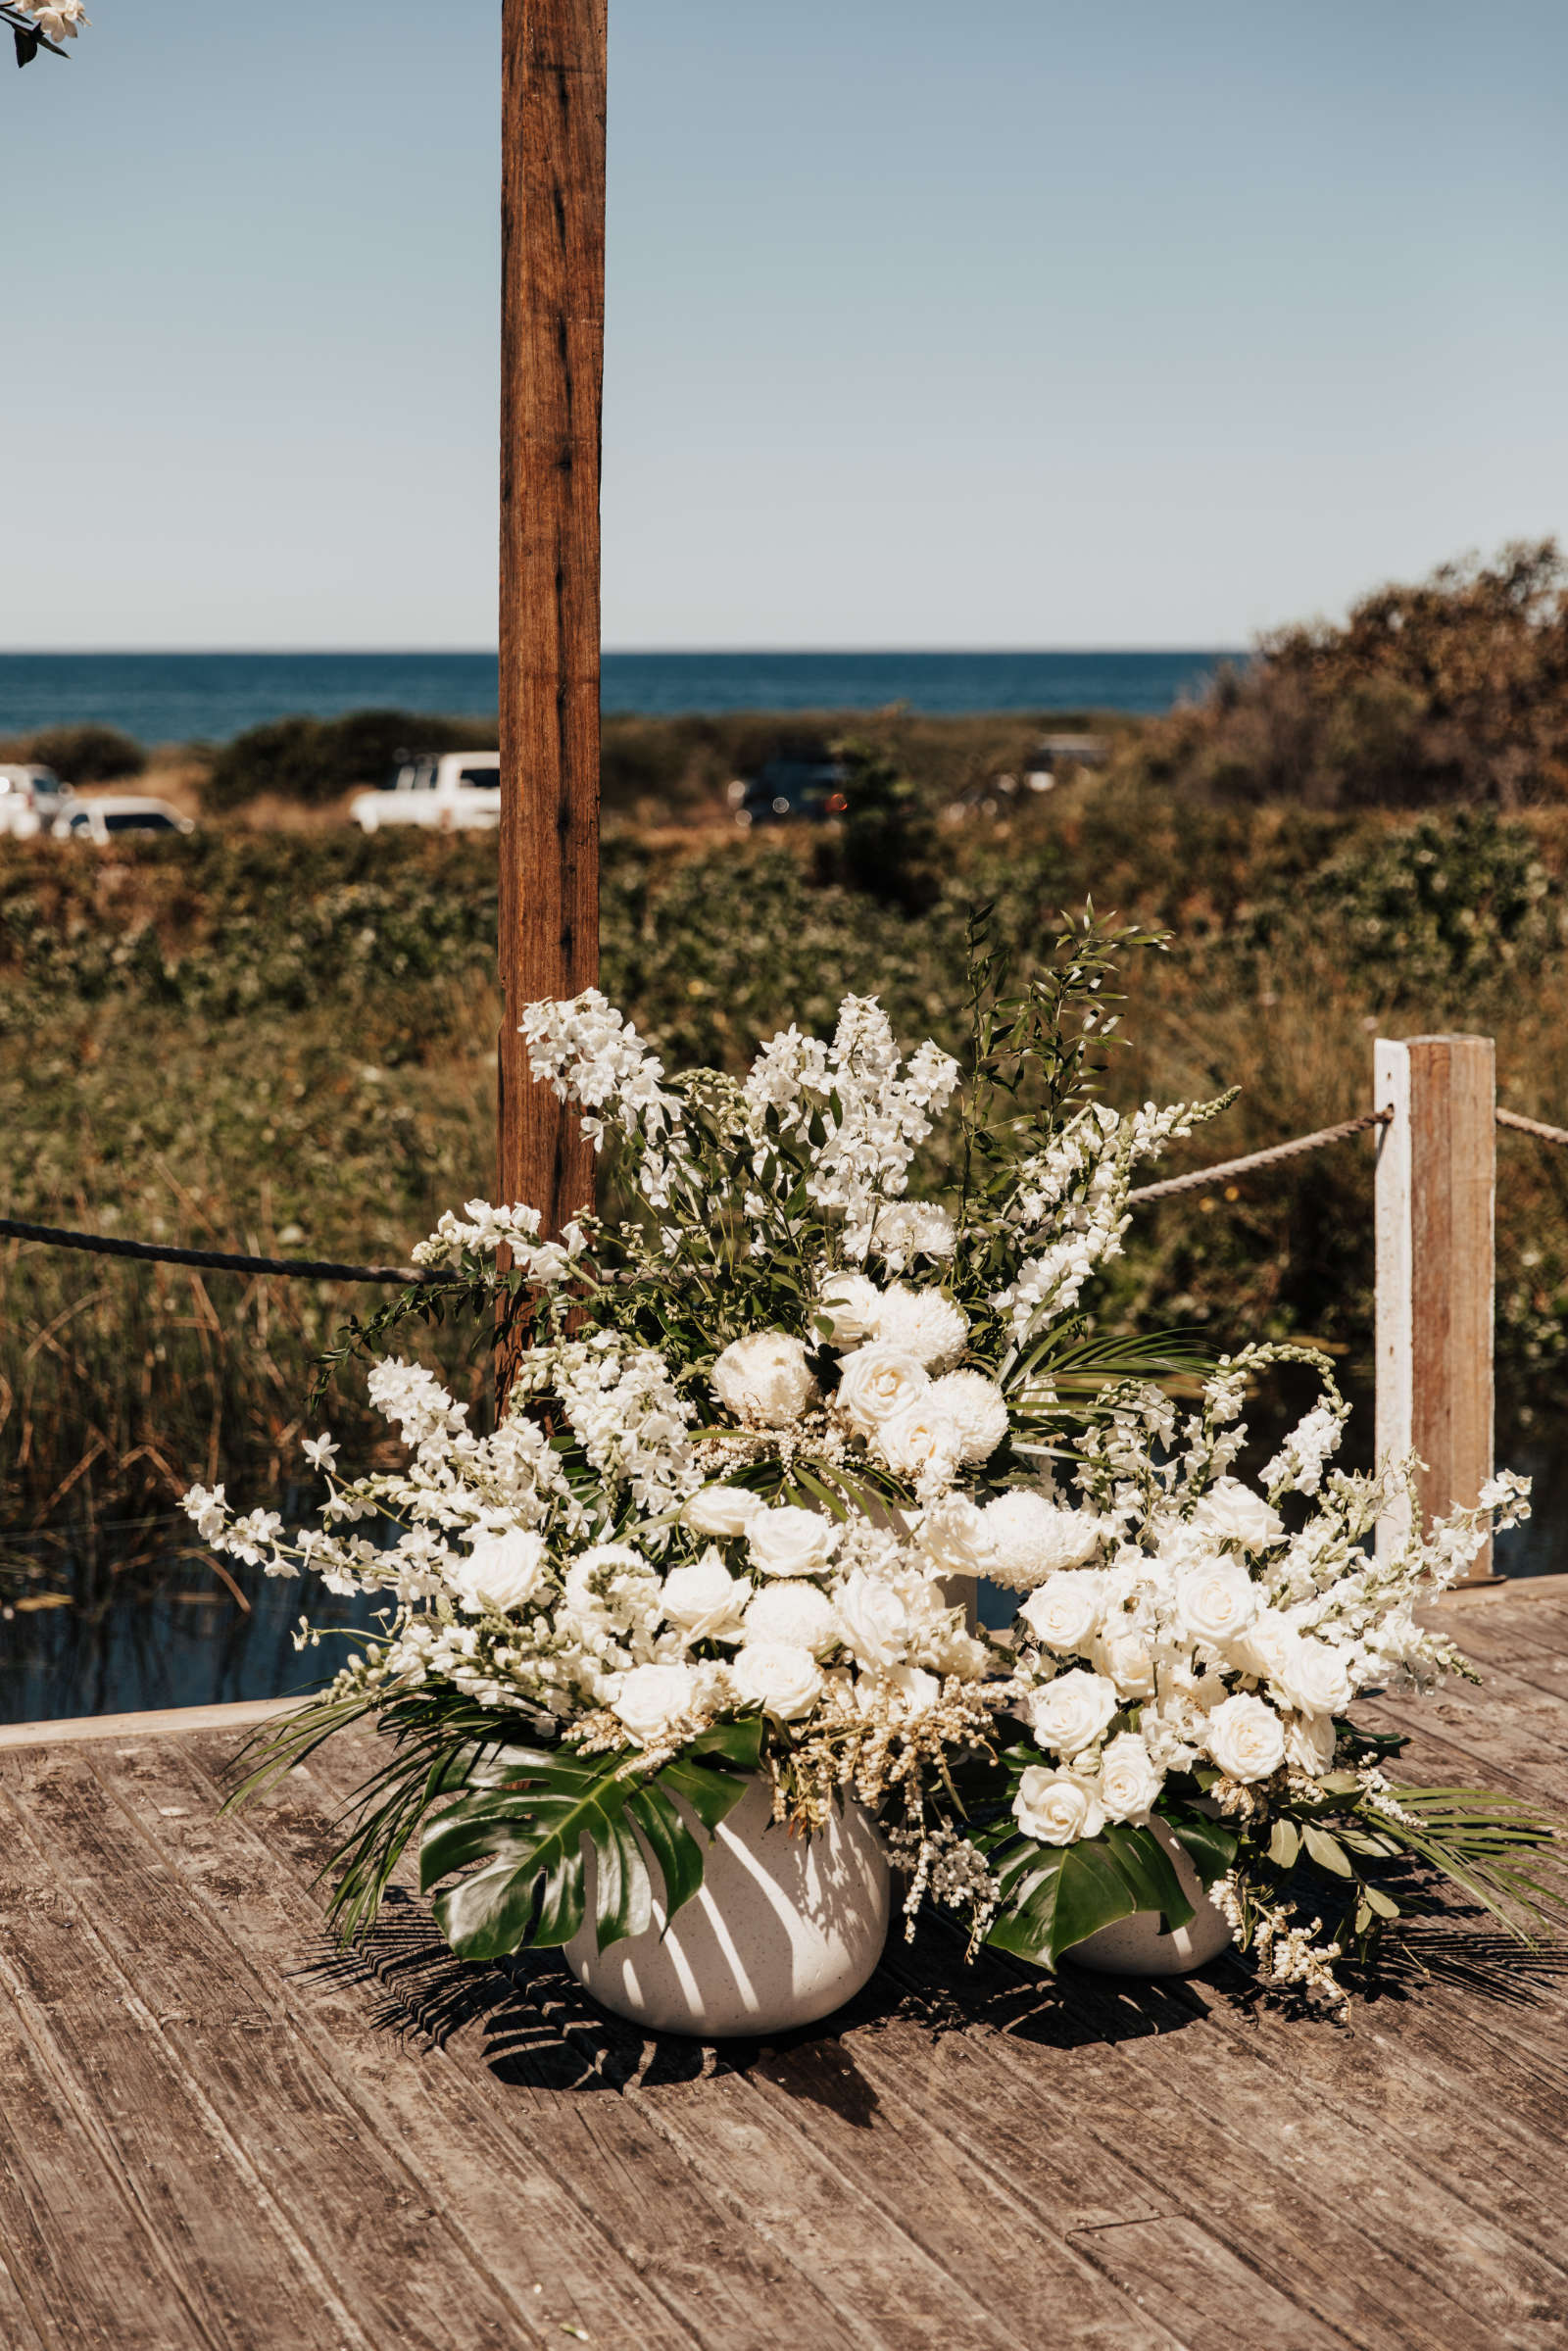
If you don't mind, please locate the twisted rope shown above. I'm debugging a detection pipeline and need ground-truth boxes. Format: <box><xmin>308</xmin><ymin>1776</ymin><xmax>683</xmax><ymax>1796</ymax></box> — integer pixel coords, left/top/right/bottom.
<box><xmin>1496</xmin><ymin>1107</ymin><xmax>1568</xmax><ymax>1150</ymax></box>
<box><xmin>1125</xmin><ymin>1109</ymin><xmax>1392</xmax><ymax>1205</ymax></box>
<box><xmin>0</xmin><ymin>1216</ymin><xmax>432</xmax><ymax>1287</ymax></box>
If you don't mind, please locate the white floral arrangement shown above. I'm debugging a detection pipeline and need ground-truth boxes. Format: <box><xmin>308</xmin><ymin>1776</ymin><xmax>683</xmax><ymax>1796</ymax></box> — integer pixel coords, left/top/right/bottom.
<box><xmin>192</xmin><ymin>921</ymin><xmax>1559</xmax><ymax>2009</ymax></box>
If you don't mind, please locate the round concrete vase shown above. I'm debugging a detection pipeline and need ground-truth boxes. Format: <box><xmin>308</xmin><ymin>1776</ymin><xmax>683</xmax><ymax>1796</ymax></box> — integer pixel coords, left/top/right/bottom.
<box><xmin>564</xmin><ymin>1774</ymin><xmax>890</xmax><ymax>2038</ymax></box>
<box><xmin>1065</xmin><ymin>1819</ymin><xmax>1233</xmax><ymax>1977</ymax></box>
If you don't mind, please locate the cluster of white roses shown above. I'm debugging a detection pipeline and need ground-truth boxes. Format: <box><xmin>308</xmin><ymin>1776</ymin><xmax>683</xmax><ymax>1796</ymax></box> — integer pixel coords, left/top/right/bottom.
<box><xmin>1000</xmin><ymin>1382</ymin><xmax>1527</xmax><ymax>1851</ymax></box>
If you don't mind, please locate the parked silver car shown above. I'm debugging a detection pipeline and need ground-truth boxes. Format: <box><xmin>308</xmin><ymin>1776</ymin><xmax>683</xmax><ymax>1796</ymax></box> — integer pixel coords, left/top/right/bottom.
<box><xmin>0</xmin><ymin>762</ymin><xmax>73</xmax><ymax>837</ymax></box>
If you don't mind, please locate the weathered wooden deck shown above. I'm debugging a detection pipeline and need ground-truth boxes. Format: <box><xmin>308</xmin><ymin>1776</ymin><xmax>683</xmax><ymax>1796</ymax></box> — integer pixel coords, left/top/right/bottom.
<box><xmin>4</xmin><ymin>1579</ymin><xmax>1568</xmax><ymax>2351</ymax></box>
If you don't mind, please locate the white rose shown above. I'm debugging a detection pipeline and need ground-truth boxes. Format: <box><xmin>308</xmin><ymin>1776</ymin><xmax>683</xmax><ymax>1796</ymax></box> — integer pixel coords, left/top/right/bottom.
<box><xmin>710</xmin><ymin>1331</ymin><xmax>817</xmax><ymax>1429</ymax></box>
<box><xmin>1229</xmin><ymin>1607</ymin><xmax>1298</xmax><ymax>1687</ymax></box>
<box><xmin>1190</xmin><ymin>1477</ymin><xmax>1285</xmax><ymax>1552</ymax></box>
<box><xmin>1025</xmin><ymin>1668</ymin><xmax>1119</xmax><ymax>1756</ymax></box>
<box><xmin>1278</xmin><ymin>1637</ymin><xmax>1354</xmax><ymax>1719</ymax></box>
<box><xmin>681</xmin><ymin>1483</ymin><xmax>760</xmax><ymax>1539</ymax></box>
<box><xmin>450</xmin><ymin>1528</ymin><xmax>548</xmax><ymax>1615</ymax></box>
<box><xmin>660</xmin><ymin>1547</ymin><xmax>749</xmax><ymax>1641</ymax></box>
<box><xmin>610</xmin><ymin>1661</ymin><xmax>699</xmax><ymax>1746</ymax></box>
<box><xmin>914</xmin><ymin>1494</ymin><xmax>995</xmax><ymax>1579</ymax></box>
<box><xmin>1176</xmin><ymin>1558</ymin><xmax>1259</xmax><ymax>1647</ymax></box>
<box><xmin>835</xmin><ymin>1343</ymin><xmax>930</xmax><ymax>1434</ymax></box>
<box><xmin>1098</xmin><ymin>1732</ymin><xmax>1164</xmax><ymax>1822</ymax></box>
<box><xmin>730</xmin><ymin>1640</ymin><xmax>824</xmax><ymax>1722</ymax></box>
<box><xmin>873</xmin><ymin>1285</ymin><xmax>969</xmax><ymax>1371</ymax></box>
<box><xmin>876</xmin><ymin>1401</ymin><xmax>963</xmax><ymax>1486</ymax></box>
<box><xmin>860</xmin><ymin>1662</ymin><xmax>943</xmax><ymax>1720</ymax></box>
<box><xmin>815</xmin><ymin>1272</ymin><xmax>884</xmax><ymax>1347</ymax></box>
<box><xmin>834</xmin><ymin>1569</ymin><xmax>911</xmax><ymax>1669</ymax></box>
<box><xmin>1018</xmin><ymin>1571</ymin><xmax>1102</xmax><ymax>1655</ymax></box>
<box><xmin>926</xmin><ymin>1370</ymin><xmax>1008</xmax><ymax>1464</ymax></box>
<box><xmin>744</xmin><ymin>1579</ymin><xmax>839</xmax><ymax>1658</ymax></box>
<box><xmin>748</xmin><ymin>1504</ymin><xmax>840</xmax><ymax>1578</ymax></box>
<box><xmin>983</xmin><ymin>1492</ymin><xmax>1107</xmax><ymax>1590</ymax></box>
<box><xmin>1204</xmin><ymin>1692</ymin><xmax>1288</xmax><ymax>1784</ymax></box>
<box><xmin>1091</xmin><ymin>1625</ymin><xmax>1157</xmax><ymax>1701</ymax></box>
<box><xmin>1285</xmin><ymin>1711</ymin><xmax>1338</xmax><ymax>1776</ymax></box>
<box><xmin>1012</xmin><ymin>1764</ymin><xmax>1106</xmax><ymax>1846</ymax></box>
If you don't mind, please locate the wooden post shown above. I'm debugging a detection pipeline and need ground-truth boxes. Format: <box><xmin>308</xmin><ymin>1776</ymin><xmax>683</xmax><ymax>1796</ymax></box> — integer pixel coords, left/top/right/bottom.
<box><xmin>497</xmin><ymin>0</ymin><xmax>606</xmax><ymax>1240</ymax></box>
<box><xmin>1374</xmin><ymin>1035</ymin><xmax>1497</xmax><ymax>1578</ymax></box>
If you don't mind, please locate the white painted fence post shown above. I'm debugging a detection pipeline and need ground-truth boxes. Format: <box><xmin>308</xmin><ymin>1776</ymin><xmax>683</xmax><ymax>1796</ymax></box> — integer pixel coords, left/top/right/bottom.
<box><xmin>1374</xmin><ymin>1035</ymin><xmax>1497</xmax><ymax>1579</ymax></box>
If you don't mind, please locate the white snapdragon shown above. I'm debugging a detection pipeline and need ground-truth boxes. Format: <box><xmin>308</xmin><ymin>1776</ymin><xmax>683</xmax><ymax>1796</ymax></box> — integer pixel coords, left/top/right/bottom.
<box><xmin>522</xmin><ymin>990</ymin><xmax>690</xmax><ymax>1209</ymax></box>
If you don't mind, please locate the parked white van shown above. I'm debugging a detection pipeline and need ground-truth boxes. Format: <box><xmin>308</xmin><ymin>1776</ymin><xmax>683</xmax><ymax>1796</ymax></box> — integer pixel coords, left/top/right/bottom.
<box><xmin>349</xmin><ymin>751</ymin><xmax>502</xmax><ymax>833</ymax></box>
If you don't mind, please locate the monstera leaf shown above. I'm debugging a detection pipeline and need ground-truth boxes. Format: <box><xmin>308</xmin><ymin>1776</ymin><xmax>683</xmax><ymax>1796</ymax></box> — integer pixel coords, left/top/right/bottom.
<box><xmin>418</xmin><ymin>1717</ymin><xmax>763</xmax><ymax>1962</ymax></box>
<box><xmin>977</xmin><ymin>1803</ymin><xmax>1239</xmax><ymax>1970</ymax></box>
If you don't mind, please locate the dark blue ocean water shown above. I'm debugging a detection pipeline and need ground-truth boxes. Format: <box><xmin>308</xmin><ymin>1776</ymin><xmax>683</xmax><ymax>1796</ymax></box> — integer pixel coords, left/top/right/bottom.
<box><xmin>0</xmin><ymin>650</ymin><xmax>1240</xmax><ymax>745</ymax></box>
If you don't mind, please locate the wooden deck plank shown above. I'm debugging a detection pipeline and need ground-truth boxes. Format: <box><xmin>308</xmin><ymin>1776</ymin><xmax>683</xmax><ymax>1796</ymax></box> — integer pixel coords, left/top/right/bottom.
<box><xmin>2</xmin><ymin>1582</ymin><xmax>1566</xmax><ymax>2351</ymax></box>
<box><xmin>0</xmin><ymin>1746</ymin><xmax>543</xmax><ymax>2351</ymax></box>
<box><xmin>89</xmin><ymin>1732</ymin><xmax>861</xmax><ymax>2351</ymax></box>
<box><xmin>290</xmin><ymin>1730</ymin><xmax>1109</xmax><ymax>2351</ymax></box>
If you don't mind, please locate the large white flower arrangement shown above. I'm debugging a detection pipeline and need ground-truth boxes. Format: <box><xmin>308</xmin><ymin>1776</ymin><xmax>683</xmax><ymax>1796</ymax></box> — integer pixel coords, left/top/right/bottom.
<box><xmin>191</xmin><ymin>922</ymin><xmax>1556</xmax><ymax>2008</ymax></box>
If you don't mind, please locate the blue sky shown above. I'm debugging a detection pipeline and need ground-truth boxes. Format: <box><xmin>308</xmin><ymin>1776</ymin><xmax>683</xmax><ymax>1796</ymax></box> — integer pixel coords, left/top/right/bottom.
<box><xmin>5</xmin><ymin>0</ymin><xmax>1565</xmax><ymax>650</ymax></box>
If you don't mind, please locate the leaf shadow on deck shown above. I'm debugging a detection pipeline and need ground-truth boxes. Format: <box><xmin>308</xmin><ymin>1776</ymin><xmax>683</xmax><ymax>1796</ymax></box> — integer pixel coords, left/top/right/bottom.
<box><xmin>298</xmin><ymin>1882</ymin><xmax>1568</xmax><ymax>2129</ymax></box>
<box><xmin>292</xmin><ymin>1885</ymin><xmax>1258</xmax><ymax>2122</ymax></box>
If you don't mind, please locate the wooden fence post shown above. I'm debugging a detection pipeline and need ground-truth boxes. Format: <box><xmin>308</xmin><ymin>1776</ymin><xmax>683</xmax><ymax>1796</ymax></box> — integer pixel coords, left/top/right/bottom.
<box><xmin>1374</xmin><ymin>1035</ymin><xmax>1497</xmax><ymax>1579</ymax></box>
<box><xmin>497</xmin><ymin>0</ymin><xmax>607</xmax><ymax>1241</ymax></box>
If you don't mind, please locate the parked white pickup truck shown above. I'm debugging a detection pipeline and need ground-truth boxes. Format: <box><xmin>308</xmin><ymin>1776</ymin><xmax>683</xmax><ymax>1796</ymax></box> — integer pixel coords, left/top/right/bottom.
<box><xmin>349</xmin><ymin>751</ymin><xmax>501</xmax><ymax>833</ymax></box>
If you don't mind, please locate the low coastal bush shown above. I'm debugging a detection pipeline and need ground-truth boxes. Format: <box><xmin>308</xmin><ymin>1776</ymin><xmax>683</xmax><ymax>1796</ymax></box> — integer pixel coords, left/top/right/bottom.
<box><xmin>203</xmin><ymin>710</ymin><xmax>501</xmax><ymax>811</ymax></box>
<box><xmin>1114</xmin><ymin>541</ymin><xmax>1568</xmax><ymax>810</ymax></box>
<box><xmin>0</xmin><ymin>722</ymin><xmax>146</xmax><ymax>782</ymax></box>
<box><xmin>5</xmin><ymin>804</ymin><xmax>1568</xmax><ymax>1531</ymax></box>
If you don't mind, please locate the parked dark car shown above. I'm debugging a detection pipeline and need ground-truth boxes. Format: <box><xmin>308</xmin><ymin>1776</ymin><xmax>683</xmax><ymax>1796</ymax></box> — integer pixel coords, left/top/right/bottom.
<box><xmin>733</xmin><ymin>758</ymin><xmax>849</xmax><ymax>826</ymax></box>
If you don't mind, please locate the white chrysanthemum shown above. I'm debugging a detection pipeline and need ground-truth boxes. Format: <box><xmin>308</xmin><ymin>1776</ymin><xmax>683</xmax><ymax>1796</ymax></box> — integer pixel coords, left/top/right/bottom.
<box><xmin>710</xmin><ymin>1332</ymin><xmax>817</xmax><ymax>1429</ymax></box>
<box><xmin>927</xmin><ymin>1370</ymin><xmax>1008</xmax><ymax>1464</ymax></box>
<box><xmin>874</xmin><ymin>1200</ymin><xmax>958</xmax><ymax>1271</ymax></box>
<box><xmin>982</xmin><ymin>1492</ymin><xmax>1107</xmax><ymax>1590</ymax></box>
<box><xmin>873</xmin><ymin>1285</ymin><xmax>969</xmax><ymax>1370</ymax></box>
<box><xmin>744</xmin><ymin>1579</ymin><xmax>839</xmax><ymax>1658</ymax></box>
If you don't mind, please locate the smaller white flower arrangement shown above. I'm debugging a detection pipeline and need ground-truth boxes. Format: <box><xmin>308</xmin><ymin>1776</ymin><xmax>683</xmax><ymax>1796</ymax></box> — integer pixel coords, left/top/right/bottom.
<box><xmin>192</xmin><ymin>918</ymin><xmax>1562</xmax><ymax>2013</ymax></box>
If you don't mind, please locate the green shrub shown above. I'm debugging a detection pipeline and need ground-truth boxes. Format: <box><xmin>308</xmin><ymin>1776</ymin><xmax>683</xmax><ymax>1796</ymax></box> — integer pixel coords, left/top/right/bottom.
<box><xmin>204</xmin><ymin>710</ymin><xmax>499</xmax><ymax>811</ymax></box>
<box><xmin>0</xmin><ymin>723</ymin><xmax>146</xmax><ymax>782</ymax></box>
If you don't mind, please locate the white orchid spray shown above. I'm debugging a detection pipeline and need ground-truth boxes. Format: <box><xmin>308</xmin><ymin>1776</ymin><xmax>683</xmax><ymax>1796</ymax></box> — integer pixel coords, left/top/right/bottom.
<box><xmin>190</xmin><ymin>914</ymin><xmax>1559</xmax><ymax>2005</ymax></box>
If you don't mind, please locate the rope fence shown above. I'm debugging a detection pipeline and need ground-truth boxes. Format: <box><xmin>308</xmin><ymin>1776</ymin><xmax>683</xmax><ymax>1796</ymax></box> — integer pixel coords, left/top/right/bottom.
<box><xmin>1</xmin><ymin>1099</ymin><xmax>1564</xmax><ymax>1285</ymax></box>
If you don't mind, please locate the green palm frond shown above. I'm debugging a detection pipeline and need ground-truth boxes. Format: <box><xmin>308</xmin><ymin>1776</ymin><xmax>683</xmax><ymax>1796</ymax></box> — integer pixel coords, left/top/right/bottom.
<box><xmin>1371</xmin><ymin>1785</ymin><xmax>1568</xmax><ymax>1940</ymax></box>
